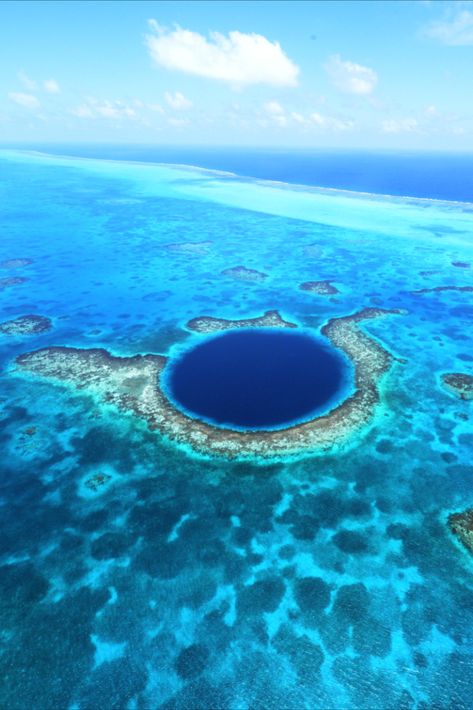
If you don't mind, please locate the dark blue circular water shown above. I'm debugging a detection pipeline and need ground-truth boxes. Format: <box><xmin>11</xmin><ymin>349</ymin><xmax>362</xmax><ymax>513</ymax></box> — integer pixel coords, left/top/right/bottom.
<box><xmin>165</xmin><ymin>329</ymin><xmax>347</xmax><ymax>430</ymax></box>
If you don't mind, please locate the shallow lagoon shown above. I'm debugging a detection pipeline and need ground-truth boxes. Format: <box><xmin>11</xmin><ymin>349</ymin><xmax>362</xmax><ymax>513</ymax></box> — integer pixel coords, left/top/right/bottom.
<box><xmin>1</xmin><ymin>149</ymin><xmax>473</xmax><ymax>708</ymax></box>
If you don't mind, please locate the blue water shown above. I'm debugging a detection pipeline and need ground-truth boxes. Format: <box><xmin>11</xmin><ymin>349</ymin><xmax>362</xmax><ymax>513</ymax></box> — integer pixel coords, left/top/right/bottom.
<box><xmin>0</xmin><ymin>147</ymin><xmax>473</xmax><ymax>709</ymax></box>
<box><xmin>165</xmin><ymin>330</ymin><xmax>347</xmax><ymax>429</ymax></box>
<box><xmin>4</xmin><ymin>142</ymin><xmax>473</xmax><ymax>201</ymax></box>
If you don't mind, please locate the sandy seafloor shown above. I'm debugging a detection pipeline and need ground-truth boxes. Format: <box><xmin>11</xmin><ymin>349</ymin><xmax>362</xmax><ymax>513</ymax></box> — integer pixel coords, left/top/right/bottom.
<box><xmin>0</xmin><ymin>149</ymin><xmax>473</xmax><ymax>709</ymax></box>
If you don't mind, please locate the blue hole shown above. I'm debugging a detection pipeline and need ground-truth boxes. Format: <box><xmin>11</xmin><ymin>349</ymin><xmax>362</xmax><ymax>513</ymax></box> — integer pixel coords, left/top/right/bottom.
<box><xmin>165</xmin><ymin>329</ymin><xmax>350</xmax><ymax>430</ymax></box>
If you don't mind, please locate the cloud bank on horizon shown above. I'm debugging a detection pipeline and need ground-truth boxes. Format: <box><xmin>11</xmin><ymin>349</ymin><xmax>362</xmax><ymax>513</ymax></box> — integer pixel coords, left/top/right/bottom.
<box><xmin>0</xmin><ymin>0</ymin><xmax>472</xmax><ymax>148</ymax></box>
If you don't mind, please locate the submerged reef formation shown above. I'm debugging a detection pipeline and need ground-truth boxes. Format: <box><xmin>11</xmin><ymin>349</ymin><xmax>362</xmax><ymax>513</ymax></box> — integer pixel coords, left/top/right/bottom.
<box><xmin>419</xmin><ymin>270</ymin><xmax>440</xmax><ymax>277</ymax></box>
<box><xmin>165</xmin><ymin>241</ymin><xmax>212</xmax><ymax>254</ymax></box>
<box><xmin>412</xmin><ymin>285</ymin><xmax>473</xmax><ymax>295</ymax></box>
<box><xmin>15</xmin><ymin>307</ymin><xmax>404</xmax><ymax>460</ymax></box>
<box><xmin>452</xmin><ymin>261</ymin><xmax>470</xmax><ymax>268</ymax></box>
<box><xmin>303</xmin><ymin>243</ymin><xmax>323</xmax><ymax>257</ymax></box>
<box><xmin>441</xmin><ymin>373</ymin><xmax>473</xmax><ymax>401</ymax></box>
<box><xmin>84</xmin><ymin>471</ymin><xmax>112</xmax><ymax>492</ymax></box>
<box><xmin>0</xmin><ymin>276</ymin><xmax>28</xmax><ymax>291</ymax></box>
<box><xmin>14</xmin><ymin>425</ymin><xmax>41</xmax><ymax>457</ymax></box>
<box><xmin>300</xmin><ymin>280</ymin><xmax>340</xmax><ymax>296</ymax></box>
<box><xmin>0</xmin><ymin>258</ymin><xmax>33</xmax><ymax>269</ymax></box>
<box><xmin>221</xmin><ymin>265</ymin><xmax>268</xmax><ymax>282</ymax></box>
<box><xmin>448</xmin><ymin>510</ymin><xmax>473</xmax><ymax>555</ymax></box>
<box><xmin>0</xmin><ymin>315</ymin><xmax>52</xmax><ymax>336</ymax></box>
<box><xmin>187</xmin><ymin>310</ymin><xmax>296</xmax><ymax>334</ymax></box>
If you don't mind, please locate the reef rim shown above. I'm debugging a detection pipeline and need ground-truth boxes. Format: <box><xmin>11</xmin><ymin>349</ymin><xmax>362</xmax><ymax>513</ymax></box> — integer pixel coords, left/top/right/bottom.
<box><xmin>14</xmin><ymin>307</ymin><xmax>405</xmax><ymax>460</ymax></box>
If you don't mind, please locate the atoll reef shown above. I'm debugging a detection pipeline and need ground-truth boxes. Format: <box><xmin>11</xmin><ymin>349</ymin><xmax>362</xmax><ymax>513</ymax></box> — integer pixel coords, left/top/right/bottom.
<box><xmin>165</xmin><ymin>241</ymin><xmax>212</xmax><ymax>254</ymax></box>
<box><xmin>0</xmin><ymin>315</ymin><xmax>52</xmax><ymax>336</ymax></box>
<box><xmin>221</xmin><ymin>265</ymin><xmax>268</xmax><ymax>282</ymax></box>
<box><xmin>300</xmin><ymin>280</ymin><xmax>340</xmax><ymax>296</ymax></box>
<box><xmin>441</xmin><ymin>372</ymin><xmax>473</xmax><ymax>400</ymax></box>
<box><xmin>448</xmin><ymin>509</ymin><xmax>473</xmax><ymax>555</ymax></box>
<box><xmin>187</xmin><ymin>309</ymin><xmax>296</xmax><ymax>334</ymax></box>
<box><xmin>412</xmin><ymin>285</ymin><xmax>473</xmax><ymax>295</ymax></box>
<box><xmin>0</xmin><ymin>276</ymin><xmax>28</xmax><ymax>291</ymax></box>
<box><xmin>0</xmin><ymin>258</ymin><xmax>33</xmax><ymax>269</ymax></box>
<box><xmin>15</xmin><ymin>307</ymin><xmax>403</xmax><ymax>460</ymax></box>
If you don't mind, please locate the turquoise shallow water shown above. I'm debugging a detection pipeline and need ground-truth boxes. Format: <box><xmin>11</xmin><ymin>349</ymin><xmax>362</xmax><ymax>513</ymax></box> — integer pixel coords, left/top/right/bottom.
<box><xmin>1</xmin><ymin>149</ymin><xmax>473</xmax><ymax>708</ymax></box>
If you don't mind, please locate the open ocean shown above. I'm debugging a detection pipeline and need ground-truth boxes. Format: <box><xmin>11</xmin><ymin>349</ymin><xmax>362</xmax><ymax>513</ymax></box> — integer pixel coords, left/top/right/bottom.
<box><xmin>1</xmin><ymin>146</ymin><xmax>473</xmax><ymax>709</ymax></box>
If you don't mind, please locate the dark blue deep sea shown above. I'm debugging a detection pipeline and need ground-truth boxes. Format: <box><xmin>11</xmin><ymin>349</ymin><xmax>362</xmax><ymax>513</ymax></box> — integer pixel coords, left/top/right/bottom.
<box><xmin>165</xmin><ymin>329</ymin><xmax>347</xmax><ymax>429</ymax></box>
<box><xmin>0</xmin><ymin>146</ymin><xmax>473</xmax><ymax>709</ymax></box>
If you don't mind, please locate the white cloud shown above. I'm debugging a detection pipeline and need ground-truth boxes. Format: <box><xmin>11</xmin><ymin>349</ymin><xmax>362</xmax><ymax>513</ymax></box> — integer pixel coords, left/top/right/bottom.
<box><xmin>70</xmin><ymin>104</ymin><xmax>94</xmax><ymax>118</ymax></box>
<box><xmin>422</xmin><ymin>105</ymin><xmax>468</xmax><ymax>135</ymax></box>
<box><xmin>164</xmin><ymin>91</ymin><xmax>192</xmax><ymax>110</ymax></box>
<box><xmin>424</xmin><ymin>104</ymin><xmax>439</xmax><ymax>118</ymax></box>
<box><xmin>149</xmin><ymin>103</ymin><xmax>165</xmax><ymax>113</ymax></box>
<box><xmin>424</xmin><ymin>9</ymin><xmax>473</xmax><ymax>45</ymax></box>
<box><xmin>17</xmin><ymin>72</ymin><xmax>60</xmax><ymax>94</ymax></box>
<box><xmin>274</xmin><ymin>115</ymin><xmax>288</xmax><ymax>127</ymax></box>
<box><xmin>291</xmin><ymin>111</ymin><xmax>307</xmax><ymax>125</ymax></box>
<box><xmin>146</xmin><ymin>20</ymin><xmax>299</xmax><ymax>87</ymax></box>
<box><xmin>44</xmin><ymin>79</ymin><xmax>60</xmax><ymax>94</ymax></box>
<box><xmin>95</xmin><ymin>105</ymin><xmax>120</xmax><ymax>118</ymax></box>
<box><xmin>259</xmin><ymin>105</ymin><xmax>356</xmax><ymax>131</ymax></box>
<box><xmin>70</xmin><ymin>98</ymin><xmax>136</xmax><ymax>119</ymax></box>
<box><xmin>167</xmin><ymin>116</ymin><xmax>190</xmax><ymax>127</ymax></box>
<box><xmin>8</xmin><ymin>92</ymin><xmax>40</xmax><ymax>108</ymax></box>
<box><xmin>310</xmin><ymin>111</ymin><xmax>355</xmax><ymax>131</ymax></box>
<box><xmin>17</xmin><ymin>71</ymin><xmax>37</xmax><ymax>90</ymax></box>
<box><xmin>380</xmin><ymin>107</ymin><xmax>469</xmax><ymax>137</ymax></box>
<box><xmin>96</xmin><ymin>102</ymin><xmax>136</xmax><ymax>118</ymax></box>
<box><xmin>262</xmin><ymin>101</ymin><xmax>288</xmax><ymax>127</ymax></box>
<box><xmin>263</xmin><ymin>100</ymin><xmax>284</xmax><ymax>115</ymax></box>
<box><xmin>325</xmin><ymin>54</ymin><xmax>378</xmax><ymax>95</ymax></box>
<box><xmin>310</xmin><ymin>111</ymin><xmax>326</xmax><ymax>126</ymax></box>
<box><xmin>381</xmin><ymin>118</ymin><xmax>419</xmax><ymax>134</ymax></box>
<box><xmin>331</xmin><ymin>118</ymin><xmax>355</xmax><ymax>131</ymax></box>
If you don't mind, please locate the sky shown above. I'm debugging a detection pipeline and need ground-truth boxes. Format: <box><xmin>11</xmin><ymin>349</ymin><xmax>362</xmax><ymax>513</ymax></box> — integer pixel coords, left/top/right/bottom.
<box><xmin>1</xmin><ymin>0</ymin><xmax>473</xmax><ymax>149</ymax></box>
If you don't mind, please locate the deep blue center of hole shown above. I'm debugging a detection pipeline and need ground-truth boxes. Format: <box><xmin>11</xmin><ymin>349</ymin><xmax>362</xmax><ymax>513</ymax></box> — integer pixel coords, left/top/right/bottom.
<box><xmin>166</xmin><ymin>329</ymin><xmax>347</xmax><ymax>430</ymax></box>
